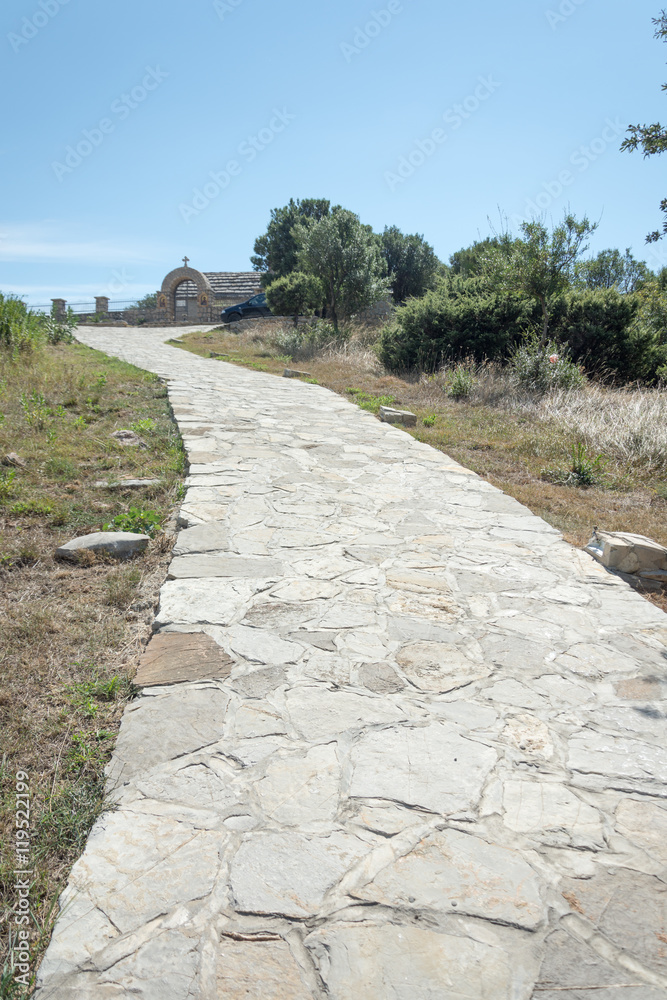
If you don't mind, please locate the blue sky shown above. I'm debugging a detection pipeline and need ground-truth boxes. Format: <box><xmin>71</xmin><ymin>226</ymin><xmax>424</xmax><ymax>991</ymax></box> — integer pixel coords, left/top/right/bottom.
<box><xmin>2</xmin><ymin>0</ymin><xmax>667</xmax><ymax>306</ymax></box>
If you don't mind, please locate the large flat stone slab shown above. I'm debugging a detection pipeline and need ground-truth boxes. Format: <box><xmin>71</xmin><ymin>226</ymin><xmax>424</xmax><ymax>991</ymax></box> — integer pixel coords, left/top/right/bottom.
<box><xmin>349</xmin><ymin>723</ymin><xmax>497</xmax><ymax>815</ymax></box>
<box><xmin>134</xmin><ymin>631</ymin><xmax>234</xmax><ymax>687</ymax></box>
<box><xmin>168</xmin><ymin>554</ymin><xmax>284</xmax><ymax>579</ymax></box>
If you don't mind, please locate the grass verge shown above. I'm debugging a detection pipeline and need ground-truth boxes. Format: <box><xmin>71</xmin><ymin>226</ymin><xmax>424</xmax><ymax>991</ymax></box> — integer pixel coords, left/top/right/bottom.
<box><xmin>176</xmin><ymin>322</ymin><xmax>667</xmax><ymax>615</ymax></box>
<box><xmin>0</xmin><ymin>340</ymin><xmax>184</xmax><ymax>996</ymax></box>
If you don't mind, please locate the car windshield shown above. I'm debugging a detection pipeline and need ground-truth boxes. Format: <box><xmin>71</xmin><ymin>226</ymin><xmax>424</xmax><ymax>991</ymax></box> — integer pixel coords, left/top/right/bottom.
<box><xmin>249</xmin><ymin>294</ymin><xmax>265</xmax><ymax>305</ymax></box>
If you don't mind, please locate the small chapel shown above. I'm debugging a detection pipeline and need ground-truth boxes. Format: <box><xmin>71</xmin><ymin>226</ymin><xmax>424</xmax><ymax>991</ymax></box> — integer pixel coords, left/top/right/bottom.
<box><xmin>156</xmin><ymin>257</ymin><xmax>263</xmax><ymax>322</ymax></box>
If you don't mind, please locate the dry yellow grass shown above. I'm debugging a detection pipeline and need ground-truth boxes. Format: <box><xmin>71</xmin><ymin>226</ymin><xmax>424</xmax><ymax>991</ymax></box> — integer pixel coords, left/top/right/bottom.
<box><xmin>0</xmin><ymin>342</ymin><xmax>184</xmax><ymax>994</ymax></box>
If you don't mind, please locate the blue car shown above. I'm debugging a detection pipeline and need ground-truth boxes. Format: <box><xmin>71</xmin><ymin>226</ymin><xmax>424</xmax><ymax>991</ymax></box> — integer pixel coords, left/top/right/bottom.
<box><xmin>220</xmin><ymin>292</ymin><xmax>272</xmax><ymax>323</ymax></box>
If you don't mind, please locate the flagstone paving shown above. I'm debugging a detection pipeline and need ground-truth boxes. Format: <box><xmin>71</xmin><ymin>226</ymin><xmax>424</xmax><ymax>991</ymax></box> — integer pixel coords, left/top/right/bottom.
<box><xmin>35</xmin><ymin>327</ymin><xmax>667</xmax><ymax>999</ymax></box>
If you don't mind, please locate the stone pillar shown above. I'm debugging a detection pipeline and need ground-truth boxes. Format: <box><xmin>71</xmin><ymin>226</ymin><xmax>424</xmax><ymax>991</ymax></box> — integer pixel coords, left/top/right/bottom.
<box><xmin>95</xmin><ymin>296</ymin><xmax>109</xmax><ymax>314</ymax></box>
<box><xmin>51</xmin><ymin>298</ymin><xmax>66</xmax><ymax>318</ymax></box>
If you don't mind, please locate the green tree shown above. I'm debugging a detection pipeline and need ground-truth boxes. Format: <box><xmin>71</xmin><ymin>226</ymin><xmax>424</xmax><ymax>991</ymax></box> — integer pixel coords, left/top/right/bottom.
<box><xmin>575</xmin><ymin>248</ymin><xmax>651</xmax><ymax>293</ymax></box>
<box><xmin>621</xmin><ymin>11</ymin><xmax>667</xmax><ymax>241</ymax></box>
<box><xmin>251</xmin><ymin>198</ymin><xmax>331</xmax><ymax>283</ymax></box>
<box><xmin>449</xmin><ymin>236</ymin><xmax>514</xmax><ymax>278</ymax></box>
<box><xmin>295</xmin><ymin>208</ymin><xmax>389</xmax><ymax>330</ymax></box>
<box><xmin>380</xmin><ymin>226</ymin><xmax>440</xmax><ymax>303</ymax></box>
<box><xmin>483</xmin><ymin>214</ymin><xmax>597</xmax><ymax>343</ymax></box>
<box><xmin>264</xmin><ymin>272</ymin><xmax>322</xmax><ymax>325</ymax></box>
<box><xmin>134</xmin><ymin>292</ymin><xmax>158</xmax><ymax>308</ymax></box>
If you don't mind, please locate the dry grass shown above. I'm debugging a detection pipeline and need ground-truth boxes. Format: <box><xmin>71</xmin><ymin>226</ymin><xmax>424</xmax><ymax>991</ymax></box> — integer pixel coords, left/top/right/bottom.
<box><xmin>178</xmin><ymin>322</ymin><xmax>667</xmax><ymax>607</ymax></box>
<box><xmin>0</xmin><ymin>342</ymin><xmax>183</xmax><ymax>996</ymax></box>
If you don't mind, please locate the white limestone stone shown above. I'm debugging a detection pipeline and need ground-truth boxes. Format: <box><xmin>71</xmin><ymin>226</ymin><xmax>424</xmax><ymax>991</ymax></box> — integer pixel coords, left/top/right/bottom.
<box><xmin>354</xmin><ymin>828</ymin><xmax>546</xmax><ymax>928</ymax></box>
<box><xmin>230</xmin><ymin>831</ymin><xmax>369</xmax><ymax>917</ymax></box>
<box><xmin>107</xmin><ymin>686</ymin><xmax>229</xmax><ymax>785</ymax></box>
<box><xmin>568</xmin><ymin>732</ymin><xmax>667</xmax><ymax>788</ymax></box>
<box><xmin>257</xmin><ymin>743</ymin><xmax>341</xmax><ymax>825</ymax></box>
<box><xmin>396</xmin><ymin>641</ymin><xmax>490</xmax><ymax>693</ymax></box>
<box><xmin>305</xmin><ymin>922</ymin><xmax>537</xmax><ymax>1000</ymax></box>
<box><xmin>216</xmin><ymin>938</ymin><xmax>313</xmax><ymax>999</ymax></box>
<box><xmin>285</xmin><ymin>686</ymin><xmax>405</xmax><ymax>741</ymax></box>
<box><xmin>502</xmin><ymin>779</ymin><xmax>604</xmax><ymax>846</ymax></box>
<box><xmin>155</xmin><ymin>579</ymin><xmax>257</xmax><ymax>626</ymax></box>
<box><xmin>615</xmin><ymin>798</ymin><xmax>667</xmax><ymax>862</ymax></box>
<box><xmin>349</xmin><ymin>723</ymin><xmax>497</xmax><ymax>815</ymax></box>
<box><xmin>227</xmin><ymin>626</ymin><xmax>304</xmax><ymax>665</ymax></box>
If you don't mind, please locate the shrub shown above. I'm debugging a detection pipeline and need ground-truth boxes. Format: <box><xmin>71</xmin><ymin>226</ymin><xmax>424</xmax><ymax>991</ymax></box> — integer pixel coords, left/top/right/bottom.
<box><xmin>0</xmin><ymin>294</ymin><xmax>44</xmax><ymax>353</ymax></box>
<box><xmin>510</xmin><ymin>336</ymin><xmax>585</xmax><ymax>393</ymax></box>
<box><xmin>42</xmin><ymin>305</ymin><xmax>76</xmax><ymax>344</ymax></box>
<box><xmin>378</xmin><ymin>276</ymin><xmax>533</xmax><ymax>372</ymax></box>
<box><xmin>378</xmin><ymin>279</ymin><xmax>655</xmax><ymax>385</ymax></box>
<box><xmin>265</xmin><ymin>272</ymin><xmax>321</xmax><ymax>325</ymax></box>
<box><xmin>446</xmin><ymin>363</ymin><xmax>477</xmax><ymax>399</ymax></box>
<box><xmin>548</xmin><ymin>288</ymin><xmax>647</xmax><ymax>381</ymax></box>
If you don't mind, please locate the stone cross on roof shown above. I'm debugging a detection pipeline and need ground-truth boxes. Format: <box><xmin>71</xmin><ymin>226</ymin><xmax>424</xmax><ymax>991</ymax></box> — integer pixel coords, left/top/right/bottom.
<box><xmin>182</xmin><ymin>256</ymin><xmax>190</xmax><ymax>268</ymax></box>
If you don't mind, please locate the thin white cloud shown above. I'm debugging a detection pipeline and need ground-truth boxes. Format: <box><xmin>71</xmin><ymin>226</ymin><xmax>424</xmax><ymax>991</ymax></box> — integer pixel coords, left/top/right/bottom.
<box><xmin>5</xmin><ymin>284</ymin><xmax>157</xmax><ymax>306</ymax></box>
<box><xmin>0</xmin><ymin>222</ymin><xmax>165</xmax><ymax>264</ymax></box>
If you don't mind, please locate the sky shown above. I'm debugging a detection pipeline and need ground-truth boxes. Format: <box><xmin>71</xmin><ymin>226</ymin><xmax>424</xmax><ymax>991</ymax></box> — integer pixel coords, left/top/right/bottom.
<box><xmin>2</xmin><ymin>0</ymin><xmax>667</xmax><ymax>307</ymax></box>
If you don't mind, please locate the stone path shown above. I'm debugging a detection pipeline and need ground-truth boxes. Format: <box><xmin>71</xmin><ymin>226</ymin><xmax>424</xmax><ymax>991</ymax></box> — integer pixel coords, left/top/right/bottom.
<box><xmin>35</xmin><ymin>327</ymin><xmax>667</xmax><ymax>999</ymax></box>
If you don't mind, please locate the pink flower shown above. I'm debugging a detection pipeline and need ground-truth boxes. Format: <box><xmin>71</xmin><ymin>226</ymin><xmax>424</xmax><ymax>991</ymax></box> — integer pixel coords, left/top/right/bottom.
<box><xmin>549</xmin><ymin>354</ymin><xmax>559</xmax><ymax>364</ymax></box>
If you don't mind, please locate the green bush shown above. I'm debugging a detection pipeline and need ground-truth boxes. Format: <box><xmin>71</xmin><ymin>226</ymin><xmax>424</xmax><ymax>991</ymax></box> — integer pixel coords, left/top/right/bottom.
<box><xmin>378</xmin><ymin>276</ymin><xmax>533</xmax><ymax>372</ymax></box>
<box><xmin>510</xmin><ymin>336</ymin><xmax>585</xmax><ymax>393</ymax></box>
<box><xmin>548</xmin><ymin>289</ymin><xmax>648</xmax><ymax>381</ymax></box>
<box><xmin>0</xmin><ymin>293</ymin><xmax>44</xmax><ymax>353</ymax></box>
<box><xmin>378</xmin><ymin>278</ymin><xmax>657</xmax><ymax>384</ymax></box>
<box><xmin>265</xmin><ymin>271</ymin><xmax>322</xmax><ymax>324</ymax></box>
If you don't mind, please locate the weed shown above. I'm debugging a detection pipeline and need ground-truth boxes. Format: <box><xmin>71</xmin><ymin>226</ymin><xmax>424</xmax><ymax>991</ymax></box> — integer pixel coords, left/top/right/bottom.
<box><xmin>105</xmin><ymin>565</ymin><xmax>142</xmax><ymax>608</ymax></box>
<box><xmin>346</xmin><ymin>388</ymin><xmax>396</xmax><ymax>413</ymax></box>
<box><xmin>65</xmin><ymin>730</ymin><xmax>114</xmax><ymax>776</ymax></box>
<box><xmin>0</xmin><ymin>468</ymin><xmax>17</xmax><ymax>499</ymax></box>
<box><xmin>0</xmin><ymin>294</ymin><xmax>44</xmax><ymax>353</ymax></box>
<box><xmin>94</xmin><ymin>373</ymin><xmax>107</xmax><ymax>388</ymax></box>
<box><xmin>35</xmin><ymin>777</ymin><xmax>106</xmax><ymax>859</ymax></box>
<box><xmin>103</xmin><ymin>506</ymin><xmax>163</xmax><ymax>536</ymax></box>
<box><xmin>446</xmin><ymin>364</ymin><xmax>476</xmax><ymax>400</ymax></box>
<box><xmin>542</xmin><ymin>441</ymin><xmax>605</xmax><ymax>488</ymax></box>
<box><xmin>20</xmin><ymin>390</ymin><xmax>51</xmax><ymax>429</ymax></box>
<box><xmin>422</xmin><ymin>414</ymin><xmax>437</xmax><ymax>427</ymax></box>
<box><xmin>131</xmin><ymin>418</ymin><xmax>156</xmax><ymax>435</ymax></box>
<box><xmin>10</xmin><ymin>500</ymin><xmax>53</xmax><ymax>516</ymax></box>
<box><xmin>67</xmin><ymin>672</ymin><xmax>126</xmax><ymax>717</ymax></box>
<box><xmin>44</xmin><ymin>457</ymin><xmax>78</xmax><ymax>480</ymax></box>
